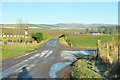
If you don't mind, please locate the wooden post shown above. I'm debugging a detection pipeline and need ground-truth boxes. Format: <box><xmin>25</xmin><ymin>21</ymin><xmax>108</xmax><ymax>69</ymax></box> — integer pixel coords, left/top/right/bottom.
<box><xmin>96</xmin><ymin>40</ymin><xmax>101</xmax><ymax>59</ymax></box>
<box><xmin>12</xmin><ymin>35</ymin><xmax>13</xmax><ymax>44</ymax></box>
<box><xmin>106</xmin><ymin>43</ymin><xmax>109</xmax><ymax>57</ymax></box>
<box><xmin>7</xmin><ymin>36</ymin><xmax>8</xmax><ymax>45</ymax></box>
<box><xmin>118</xmin><ymin>45</ymin><xmax>120</xmax><ymax>67</ymax></box>
<box><xmin>19</xmin><ymin>37</ymin><xmax>20</xmax><ymax>44</ymax></box>
<box><xmin>112</xmin><ymin>37</ymin><xmax>115</xmax><ymax>49</ymax></box>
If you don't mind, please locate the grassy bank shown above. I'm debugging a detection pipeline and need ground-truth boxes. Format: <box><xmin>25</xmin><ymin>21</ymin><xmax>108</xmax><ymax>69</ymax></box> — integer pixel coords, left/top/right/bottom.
<box><xmin>2</xmin><ymin>38</ymin><xmax>51</xmax><ymax>61</ymax></box>
<box><xmin>59</xmin><ymin>37</ymin><xmax>69</xmax><ymax>47</ymax></box>
<box><xmin>71</xmin><ymin>59</ymin><xmax>103</xmax><ymax>78</ymax></box>
<box><xmin>65</xmin><ymin>35</ymin><xmax>118</xmax><ymax>49</ymax></box>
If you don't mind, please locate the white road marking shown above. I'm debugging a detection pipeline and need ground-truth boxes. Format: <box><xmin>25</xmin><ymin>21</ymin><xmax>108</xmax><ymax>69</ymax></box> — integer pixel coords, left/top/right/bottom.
<box><xmin>29</xmin><ymin>54</ymin><xmax>40</xmax><ymax>59</ymax></box>
<box><xmin>44</xmin><ymin>51</ymin><xmax>53</xmax><ymax>58</ymax></box>
<box><xmin>15</xmin><ymin>50</ymin><xmax>38</xmax><ymax>59</ymax></box>
<box><xmin>40</xmin><ymin>50</ymin><xmax>49</xmax><ymax>58</ymax></box>
<box><xmin>40</xmin><ymin>50</ymin><xmax>53</xmax><ymax>58</ymax></box>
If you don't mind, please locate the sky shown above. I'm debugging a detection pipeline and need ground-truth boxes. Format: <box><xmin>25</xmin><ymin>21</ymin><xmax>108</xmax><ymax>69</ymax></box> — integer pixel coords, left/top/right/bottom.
<box><xmin>1</xmin><ymin>0</ymin><xmax>120</xmax><ymax>2</ymax></box>
<box><xmin>2</xmin><ymin>2</ymin><xmax>118</xmax><ymax>24</ymax></box>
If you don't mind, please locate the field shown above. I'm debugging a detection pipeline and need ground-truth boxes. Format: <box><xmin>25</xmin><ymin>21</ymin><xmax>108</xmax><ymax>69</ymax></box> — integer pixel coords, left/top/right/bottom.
<box><xmin>66</xmin><ymin>35</ymin><xmax>118</xmax><ymax>49</ymax></box>
<box><xmin>2</xmin><ymin>28</ymin><xmax>87</xmax><ymax>37</ymax></box>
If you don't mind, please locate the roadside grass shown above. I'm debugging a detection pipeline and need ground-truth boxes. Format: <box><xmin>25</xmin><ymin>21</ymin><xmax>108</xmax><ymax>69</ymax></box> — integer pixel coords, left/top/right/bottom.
<box><xmin>66</xmin><ymin>35</ymin><xmax>118</xmax><ymax>49</ymax></box>
<box><xmin>58</xmin><ymin>37</ymin><xmax>69</xmax><ymax>46</ymax></box>
<box><xmin>72</xmin><ymin>59</ymin><xmax>103</xmax><ymax>78</ymax></box>
<box><xmin>2</xmin><ymin>38</ymin><xmax>51</xmax><ymax>61</ymax></box>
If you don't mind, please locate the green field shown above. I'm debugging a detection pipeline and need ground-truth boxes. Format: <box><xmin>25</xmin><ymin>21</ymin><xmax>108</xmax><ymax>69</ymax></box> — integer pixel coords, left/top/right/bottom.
<box><xmin>66</xmin><ymin>35</ymin><xmax>118</xmax><ymax>49</ymax></box>
<box><xmin>1</xmin><ymin>38</ymin><xmax>51</xmax><ymax>61</ymax></box>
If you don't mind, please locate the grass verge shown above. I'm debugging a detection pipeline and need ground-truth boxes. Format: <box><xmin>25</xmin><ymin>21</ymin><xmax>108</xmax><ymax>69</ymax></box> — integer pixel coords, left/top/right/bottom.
<box><xmin>2</xmin><ymin>38</ymin><xmax>51</xmax><ymax>61</ymax></box>
<box><xmin>71</xmin><ymin>59</ymin><xmax>103</xmax><ymax>78</ymax></box>
<box><xmin>58</xmin><ymin>37</ymin><xmax>69</xmax><ymax>47</ymax></box>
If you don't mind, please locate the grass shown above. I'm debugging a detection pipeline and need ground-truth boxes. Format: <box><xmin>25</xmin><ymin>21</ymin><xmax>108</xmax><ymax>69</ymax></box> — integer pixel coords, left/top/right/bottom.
<box><xmin>58</xmin><ymin>37</ymin><xmax>69</xmax><ymax>46</ymax></box>
<box><xmin>1</xmin><ymin>38</ymin><xmax>51</xmax><ymax>61</ymax></box>
<box><xmin>66</xmin><ymin>35</ymin><xmax>118</xmax><ymax>49</ymax></box>
<box><xmin>72</xmin><ymin>59</ymin><xmax>103</xmax><ymax>78</ymax></box>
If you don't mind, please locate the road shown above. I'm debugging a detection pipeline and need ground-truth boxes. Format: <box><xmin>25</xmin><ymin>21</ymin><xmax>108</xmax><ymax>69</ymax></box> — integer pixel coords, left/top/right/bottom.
<box><xmin>1</xmin><ymin>38</ymin><xmax>95</xmax><ymax>79</ymax></box>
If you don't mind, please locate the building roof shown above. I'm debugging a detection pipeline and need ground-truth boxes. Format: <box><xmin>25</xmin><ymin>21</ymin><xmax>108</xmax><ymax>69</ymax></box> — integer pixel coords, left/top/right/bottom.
<box><xmin>4</xmin><ymin>33</ymin><xmax>13</xmax><ymax>35</ymax></box>
<box><xmin>90</xmin><ymin>32</ymin><xmax>100</xmax><ymax>33</ymax></box>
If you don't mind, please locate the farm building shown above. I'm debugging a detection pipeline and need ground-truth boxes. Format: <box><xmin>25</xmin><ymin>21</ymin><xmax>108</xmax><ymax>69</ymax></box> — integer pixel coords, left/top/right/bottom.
<box><xmin>1</xmin><ymin>33</ymin><xmax>24</xmax><ymax>37</ymax></box>
<box><xmin>90</xmin><ymin>32</ymin><xmax>100</xmax><ymax>35</ymax></box>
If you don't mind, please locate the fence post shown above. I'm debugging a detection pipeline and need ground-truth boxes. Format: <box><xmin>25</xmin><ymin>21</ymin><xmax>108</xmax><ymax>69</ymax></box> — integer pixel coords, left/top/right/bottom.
<box><xmin>112</xmin><ymin>37</ymin><xmax>115</xmax><ymax>49</ymax></box>
<box><xmin>12</xmin><ymin>35</ymin><xmax>13</xmax><ymax>44</ymax></box>
<box><xmin>106</xmin><ymin>43</ymin><xmax>109</xmax><ymax>57</ymax></box>
<box><xmin>96</xmin><ymin>40</ymin><xmax>101</xmax><ymax>59</ymax></box>
<box><xmin>19</xmin><ymin>37</ymin><xmax>20</xmax><ymax>44</ymax></box>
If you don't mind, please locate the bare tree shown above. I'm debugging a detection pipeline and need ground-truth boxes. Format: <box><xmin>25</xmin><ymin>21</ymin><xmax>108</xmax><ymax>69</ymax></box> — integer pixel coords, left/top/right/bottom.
<box><xmin>16</xmin><ymin>18</ymin><xmax>25</xmax><ymax>44</ymax></box>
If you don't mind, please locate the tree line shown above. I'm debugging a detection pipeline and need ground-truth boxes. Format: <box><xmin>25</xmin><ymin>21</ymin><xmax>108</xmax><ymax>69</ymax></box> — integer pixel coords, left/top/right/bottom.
<box><xmin>85</xmin><ymin>26</ymin><xmax>118</xmax><ymax>34</ymax></box>
<box><xmin>98</xmin><ymin>26</ymin><xmax>118</xmax><ymax>34</ymax></box>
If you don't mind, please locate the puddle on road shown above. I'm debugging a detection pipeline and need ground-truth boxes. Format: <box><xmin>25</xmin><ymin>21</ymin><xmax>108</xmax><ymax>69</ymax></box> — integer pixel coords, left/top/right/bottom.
<box><xmin>61</xmin><ymin>50</ymin><xmax>95</xmax><ymax>61</ymax></box>
<box><xmin>80</xmin><ymin>51</ymin><xmax>95</xmax><ymax>55</ymax></box>
<box><xmin>61</xmin><ymin>50</ymin><xmax>95</xmax><ymax>56</ymax></box>
<box><xmin>49</xmin><ymin>62</ymin><xmax>72</xmax><ymax>78</ymax></box>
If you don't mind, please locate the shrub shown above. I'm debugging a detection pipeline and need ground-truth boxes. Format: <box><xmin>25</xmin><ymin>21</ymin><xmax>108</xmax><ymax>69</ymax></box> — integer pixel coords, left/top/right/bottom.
<box><xmin>66</xmin><ymin>39</ymin><xmax>76</xmax><ymax>47</ymax></box>
<box><xmin>3</xmin><ymin>39</ymin><xmax>8</xmax><ymax>44</ymax></box>
<box><xmin>59</xmin><ymin>34</ymin><xmax>69</xmax><ymax>38</ymax></box>
<box><xmin>31</xmin><ymin>32</ymin><xmax>49</xmax><ymax>43</ymax></box>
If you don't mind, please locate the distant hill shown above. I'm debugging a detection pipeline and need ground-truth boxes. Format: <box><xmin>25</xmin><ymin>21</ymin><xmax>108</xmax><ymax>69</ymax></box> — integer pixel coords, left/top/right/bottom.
<box><xmin>1</xmin><ymin>23</ymin><xmax>117</xmax><ymax>30</ymax></box>
<box><xmin>53</xmin><ymin>23</ymin><xmax>116</xmax><ymax>29</ymax></box>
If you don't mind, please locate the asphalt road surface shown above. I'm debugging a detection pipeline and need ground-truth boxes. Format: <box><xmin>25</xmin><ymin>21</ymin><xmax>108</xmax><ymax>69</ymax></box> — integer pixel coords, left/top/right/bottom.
<box><xmin>1</xmin><ymin>38</ymin><xmax>95</xmax><ymax>79</ymax></box>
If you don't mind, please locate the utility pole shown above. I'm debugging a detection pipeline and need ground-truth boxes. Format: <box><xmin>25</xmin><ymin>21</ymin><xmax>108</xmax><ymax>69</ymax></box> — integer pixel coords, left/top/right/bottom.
<box><xmin>25</xmin><ymin>26</ymin><xmax>28</xmax><ymax>44</ymax></box>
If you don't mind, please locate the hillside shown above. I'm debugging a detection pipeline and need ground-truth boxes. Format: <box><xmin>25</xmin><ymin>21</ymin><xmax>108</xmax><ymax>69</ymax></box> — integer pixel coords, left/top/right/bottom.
<box><xmin>1</xmin><ymin>23</ymin><xmax>117</xmax><ymax>30</ymax></box>
<box><xmin>53</xmin><ymin>23</ymin><xmax>116</xmax><ymax>29</ymax></box>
